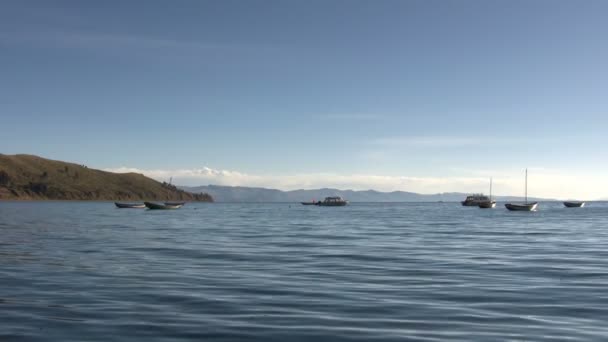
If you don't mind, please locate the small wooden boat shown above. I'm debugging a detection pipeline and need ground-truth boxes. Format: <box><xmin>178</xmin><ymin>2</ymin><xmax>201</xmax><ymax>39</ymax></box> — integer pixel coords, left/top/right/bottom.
<box><xmin>301</xmin><ymin>201</ymin><xmax>319</xmax><ymax>205</ymax></box>
<box><xmin>115</xmin><ymin>202</ymin><xmax>145</xmax><ymax>209</ymax></box>
<box><xmin>479</xmin><ymin>178</ymin><xmax>496</xmax><ymax>209</ymax></box>
<box><xmin>563</xmin><ymin>201</ymin><xmax>585</xmax><ymax>208</ymax></box>
<box><xmin>164</xmin><ymin>201</ymin><xmax>186</xmax><ymax>206</ymax></box>
<box><xmin>144</xmin><ymin>202</ymin><xmax>183</xmax><ymax>210</ymax></box>
<box><xmin>317</xmin><ymin>196</ymin><xmax>348</xmax><ymax>206</ymax></box>
<box><xmin>505</xmin><ymin>202</ymin><xmax>538</xmax><ymax>211</ymax></box>
<box><xmin>506</xmin><ymin>169</ymin><xmax>538</xmax><ymax>211</ymax></box>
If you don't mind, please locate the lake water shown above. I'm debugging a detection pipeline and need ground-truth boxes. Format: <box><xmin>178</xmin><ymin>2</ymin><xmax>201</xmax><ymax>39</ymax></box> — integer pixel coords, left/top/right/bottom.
<box><xmin>1</xmin><ymin>201</ymin><xmax>608</xmax><ymax>341</ymax></box>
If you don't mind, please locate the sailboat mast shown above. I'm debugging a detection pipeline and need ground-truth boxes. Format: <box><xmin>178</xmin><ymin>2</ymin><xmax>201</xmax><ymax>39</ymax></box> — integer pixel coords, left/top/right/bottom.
<box><xmin>525</xmin><ymin>168</ymin><xmax>528</xmax><ymax>203</ymax></box>
<box><xmin>490</xmin><ymin>178</ymin><xmax>493</xmax><ymax>200</ymax></box>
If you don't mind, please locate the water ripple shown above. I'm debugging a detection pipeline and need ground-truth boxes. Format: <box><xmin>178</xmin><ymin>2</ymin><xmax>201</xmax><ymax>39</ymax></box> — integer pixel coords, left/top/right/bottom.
<box><xmin>1</xmin><ymin>201</ymin><xmax>608</xmax><ymax>341</ymax></box>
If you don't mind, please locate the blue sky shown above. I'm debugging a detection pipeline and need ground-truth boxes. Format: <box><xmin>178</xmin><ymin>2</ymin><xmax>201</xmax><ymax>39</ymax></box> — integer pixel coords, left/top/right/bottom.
<box><xmin>1</xmin><ymin>1</ymin><xmax>607</xmax><ymax>198</ymax></box>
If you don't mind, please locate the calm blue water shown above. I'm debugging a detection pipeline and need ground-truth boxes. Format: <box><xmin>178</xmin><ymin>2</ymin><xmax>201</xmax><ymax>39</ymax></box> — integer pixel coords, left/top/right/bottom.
<box><xmin>1</xmin><ymin>201</ymin><xmax>608</xmax><ymax>341</ymax></box>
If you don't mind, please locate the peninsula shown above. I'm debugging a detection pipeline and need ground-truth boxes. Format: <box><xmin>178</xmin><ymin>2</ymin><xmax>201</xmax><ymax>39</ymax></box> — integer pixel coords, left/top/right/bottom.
<box><xmin>0</xmin><ymin>154</ymin><xmax>213</xmax><ymax>202</ymax></box>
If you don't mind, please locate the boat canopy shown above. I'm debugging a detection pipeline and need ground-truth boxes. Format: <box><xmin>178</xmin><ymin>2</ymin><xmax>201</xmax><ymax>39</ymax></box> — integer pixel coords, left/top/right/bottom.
<box><xmin>324</xmin><ymin>196</ymin><xmax>344</xmax><ymax>201</ymax></box>
<box><xmin>465</xmin><ymin>194</ymin><xmax>489</xmax><ymax>200</ymax></box>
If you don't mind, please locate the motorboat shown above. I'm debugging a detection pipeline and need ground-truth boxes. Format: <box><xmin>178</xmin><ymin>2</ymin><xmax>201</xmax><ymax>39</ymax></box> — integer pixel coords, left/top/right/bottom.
<box><xmin>461</xmin><ymin>194</ymin><xmax>490</xmax><ymax>206</ymax></box>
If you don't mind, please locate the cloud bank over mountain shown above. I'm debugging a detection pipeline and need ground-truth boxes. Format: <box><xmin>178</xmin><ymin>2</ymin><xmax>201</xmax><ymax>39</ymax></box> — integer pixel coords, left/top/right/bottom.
<box><xmin>104</xmin><ymin>166</ymin><xmax>605</xmax><ymax>200</ymax></box>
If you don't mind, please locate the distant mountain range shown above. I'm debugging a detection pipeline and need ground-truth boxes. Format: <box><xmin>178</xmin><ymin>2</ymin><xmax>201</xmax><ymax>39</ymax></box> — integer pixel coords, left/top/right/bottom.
<box><xmin>181</xmin><ymin>184</ymin><xmax>552</xmax><ymax>203</ymax></box>
<box><xmin>0</xmin><ymin>153</ymin><xmax>559</xmax><ymax>203</ymax></box>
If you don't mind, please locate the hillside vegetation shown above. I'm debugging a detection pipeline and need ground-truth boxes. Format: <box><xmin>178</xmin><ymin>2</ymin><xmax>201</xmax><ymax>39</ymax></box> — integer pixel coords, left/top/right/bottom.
<box><xmin>0</xmin><ymin>154</ymin><xmax>213</xmax><ymax>201</ymax></box>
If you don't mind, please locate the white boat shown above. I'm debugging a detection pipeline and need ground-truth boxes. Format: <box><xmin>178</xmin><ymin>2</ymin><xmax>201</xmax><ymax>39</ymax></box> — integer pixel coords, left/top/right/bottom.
<box><xmin>563</xmin><ymin>201</ymin><xmax>585</xmax><ymax>208</ymax></box>
<box><xmin>505</xmin><ymin>169</ymin><xmax>538</xmax><ymax>211</ymax></box>
<box><xmin>478</xmin><ymin>178</ymin><xmax>497</xmax><ymax>209</ymax></box>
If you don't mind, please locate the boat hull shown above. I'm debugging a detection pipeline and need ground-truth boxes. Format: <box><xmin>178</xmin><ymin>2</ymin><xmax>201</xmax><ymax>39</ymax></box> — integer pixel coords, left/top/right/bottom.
<box><xmin>115</xmin><ymin>202</ymin><xmax>145</xmax><ymax>209</ymax></box>
<box><xmin>316</xmin><ymin>196</ymin><xmax>348</xmax><ymax>206</ymax></box>
<box><xmin>505</xmin><ymin>202</ymin><xmax>538</xmax><ymax>211</ymax></box>
<box><xmin>563</xmin><ymin>201</ymin><xmax>585</xmax><ymax>208</ymax></box>
<box><xmin>317</xmin><ymin>202</ymin><xmax>347</xmax><ymax>206</ymax></box>
<box><xmin>164</xmin><ymin>202</ymin><xmax>186</xmax><ymax>206</ymax></box>
<box><xmin>461</xmin><ymin>201</ymin><xmax>481</xmax><ymax>206</ymax></box>
<box><xmin>144</xmin><ymin>202</ymin><xmax>183</xmax><ymax>210</ymax></box>
<box><xmin>478</xmin><ymin>201</ymin><xmax>496</xmax><ymax>209</ymax></box>
<box><xmin>301</xmin><ymin>202</ymin><xmax>319</xmax><ymax>205</ymax></box>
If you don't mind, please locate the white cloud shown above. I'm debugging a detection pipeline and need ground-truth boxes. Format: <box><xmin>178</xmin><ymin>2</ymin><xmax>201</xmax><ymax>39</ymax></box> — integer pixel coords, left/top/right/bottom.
<box><xmin>103</xmin><ymin>166</ymin><xmax>607</xmax><ymax>200</ymax></box>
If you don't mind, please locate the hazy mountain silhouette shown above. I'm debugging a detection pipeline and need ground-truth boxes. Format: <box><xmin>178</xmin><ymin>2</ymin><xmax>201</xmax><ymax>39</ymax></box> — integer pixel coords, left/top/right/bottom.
<box><xmin>181</xmin><ymin>185</ymin><xmax>551</xmax><ymax>203</ymax></box>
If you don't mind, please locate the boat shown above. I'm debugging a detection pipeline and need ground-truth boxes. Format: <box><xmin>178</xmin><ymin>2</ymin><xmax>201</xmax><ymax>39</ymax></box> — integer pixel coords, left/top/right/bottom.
<box><xmin>144</xmin><ymin>202</ymin><xmax>183</xmax><ymax>210</ymax></box>
<box><xmin>461</xmin><ymin>194</ymin><xmax>490</xmax><ymax>206</ymax></box>
<box><xmin>478</xmin><ymin>200</ymin><xmax>496</xmax><ymax>208</ymax></box>
<box><xmin>505</xmin><ymin>202</ymin><xmax>538</xmax><ymax>211</ymax></box>
<box><xmin>563</xmin><ymin>201</ymin><xmax>585</xmax><ymax>208</ymax></box>
<box><xmin>164</xmin><ymin>201</ymin><xmax>186</xmax><ymax>206</ymax></box>
<box><xmin>505</xmin><ymin>169</ymin><xmax>538</xmax><ymax>211</ymax></box>
<box><xmin>478</xmin><ymin>178</ymin><xmax>497</xmax><ymax>209</ymax></box>
<box><xmin>115</xmin><ymin>202</ymin><xmax>145</xmax><ymax>209</ymax></box>
<box><xmin>317</xmin><ymin>196</ymin><xmax>348</xmax><ymax>206</ymax></box>
<box><xmin>301</xmin><ymin>201</ymin><xmax>319</xmax><ymax>205</ymax></box>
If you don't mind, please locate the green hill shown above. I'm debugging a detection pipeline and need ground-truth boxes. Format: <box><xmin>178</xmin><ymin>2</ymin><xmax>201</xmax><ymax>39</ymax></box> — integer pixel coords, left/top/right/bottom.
<box><xmin>0</xmin><ymin>154</ymin><xmax>213</xmax><ymax>201</ymax></box>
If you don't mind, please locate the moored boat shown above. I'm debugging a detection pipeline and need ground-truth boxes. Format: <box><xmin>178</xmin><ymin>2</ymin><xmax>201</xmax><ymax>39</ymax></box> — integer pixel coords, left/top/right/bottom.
<box><xmin>478</xmin><ymin>178</ymin><xmax>497</xmax><ymax>209</ymax></box>
<box><xmin>164</xmin><ymin>201</ymin><xmax>186</xmax><ymax>206</ymax></box>
<box><xmin>479</xmin><ymin>201</ymin><xmax>496</xmax><ymax>209</ymax></box>
<box><xmin>563</xmin><ymin>201</ymin><xmax>585</xmax><ymax>208</ymax></box>
<box><xmin>115</xmin><ymin>202</ymin><xmax>145</xmax><ymax>209</ymax></box>
<box><xmin>301</xmin><ymin>201</ymin><xmax>319</xmax><ymax>205</ymax></box>
<box><xmin>461</xmin><ymin>194</ymin><xmax>490</xmax><ymax>206</ymax></box>
<box><xmin>505</xmin><ymin>202</ymin><xmax>538</xmax><ymax>211</ymax></box>
<box><xmin>144</xmin><ymin>202</ymin><xmax>183</xmax><ymax>210</ymax></box>
<box><xmin>317</xmin><ymin>196</ymin><xmax>348</xmax><ymax>206</ymax></box>
<box><xmin>505</xmin><ymin>169</ymin><xmax>538</xmax><ymax>211</ymax></box>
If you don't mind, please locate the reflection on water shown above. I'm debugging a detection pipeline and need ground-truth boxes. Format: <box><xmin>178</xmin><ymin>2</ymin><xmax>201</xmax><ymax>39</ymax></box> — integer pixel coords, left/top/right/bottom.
<box><xmin>1</xmin><ymin>201</ymin><xmax>608</xmax><ymax>341</ymax></box>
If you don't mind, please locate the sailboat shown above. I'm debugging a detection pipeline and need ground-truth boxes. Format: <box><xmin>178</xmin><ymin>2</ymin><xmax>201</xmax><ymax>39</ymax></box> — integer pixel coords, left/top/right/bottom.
<box><xmin>505</xmin><ymin>169</ymin><xmax>538</xmax><ymax>211</ymax></box>
<box><xmin>478</xmin><ymin>178</ymin><xmax>497</xmax><ymax>208</ymax></box>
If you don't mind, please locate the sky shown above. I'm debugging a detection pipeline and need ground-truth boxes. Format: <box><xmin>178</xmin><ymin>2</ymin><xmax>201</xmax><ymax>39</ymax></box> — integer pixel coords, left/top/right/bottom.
<box><xmin>1</xmin><ymin>0</ymin><xmax>607</xmax><ymax>199</ymax></box>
